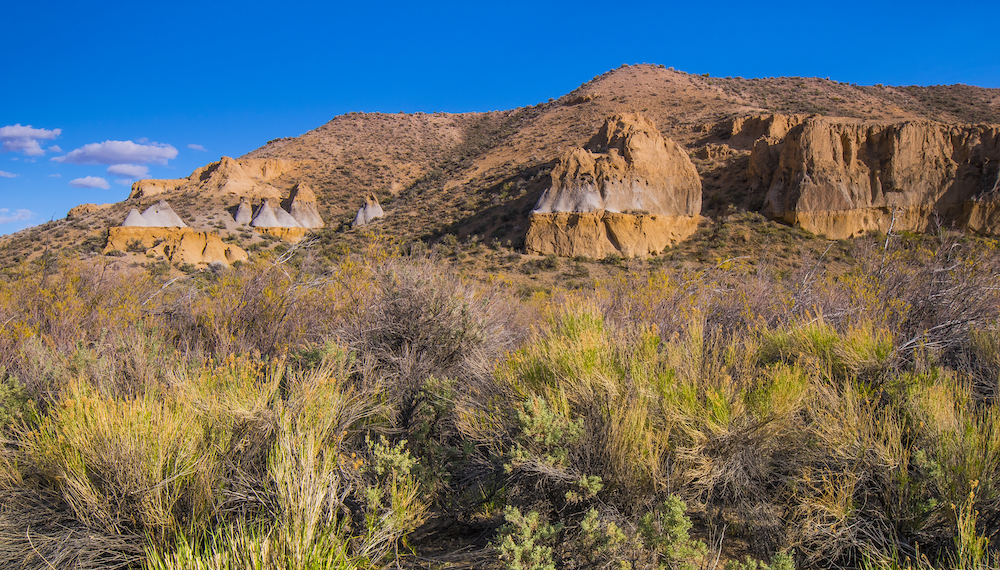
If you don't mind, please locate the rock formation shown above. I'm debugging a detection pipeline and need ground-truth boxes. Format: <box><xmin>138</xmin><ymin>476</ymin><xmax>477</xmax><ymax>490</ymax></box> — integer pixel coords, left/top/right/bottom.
<box><xmin>122</xmin><ymin>209</ymin><xmax>150</xmax><ymax>227</ymax></box>
<box><xmin>233</xmin><ymin>198</ymin><xmax>253</xmax><ymax>225</ymax></box>
<box><xmin>526</xmin><ymin>113</ymin><xmax>702</xmax><ymax>257</ymax></box>
<box><xmin>141</xmin><ymin>200</ymin><xmax>186</xmax><ymax>227</ymax></box>
<box><xmin>104</xmin><ymin>227</ymin><xmax>248</xmax><ymax>265</ymax></box>
<box><xmin>352</xmin><ymin>192</ymin><xmax>385</xmax><ymax>227</ymax></box>
<box><xmin>120</xmin><ymin>200</ymin><xmax>186</xmax><ymax>228</ymax></box>
<box><xmin>750</xmin><ymin>116</ymin><xmax>1000</xmax><ymax>238</ymax></box>
<box><xmin>250</xmin><ymin>199</ymin><xmax>301</xmax><ymax>229</ymax></box>
<box><xmin>129</xmin><ymin>157</ymin><xmax>295</xmax><ymax>201</ymax></box>
<box><xmin>67</xmin><ymin>203</ymin><xmax>113</xmax><ymax>219</ymax></box>
<box><xmin>283</xmin><ymin>183</ymin><xmax>324</xmax><ymax>228</ymax></box>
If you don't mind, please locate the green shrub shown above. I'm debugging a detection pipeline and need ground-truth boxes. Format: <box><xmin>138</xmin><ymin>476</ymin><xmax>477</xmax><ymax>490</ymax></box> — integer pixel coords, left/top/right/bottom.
<box><xmin>495</xmin><ymin>507</ymin><xmax>563</xmax><ymax>570</ymax></box>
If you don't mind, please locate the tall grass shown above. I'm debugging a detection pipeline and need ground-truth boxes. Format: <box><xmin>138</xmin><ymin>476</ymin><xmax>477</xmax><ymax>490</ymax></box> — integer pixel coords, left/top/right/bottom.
<box><xmin>1</xmin><ymin>232</ymin><xmax>999</xmax><ymax>568</ymax></box>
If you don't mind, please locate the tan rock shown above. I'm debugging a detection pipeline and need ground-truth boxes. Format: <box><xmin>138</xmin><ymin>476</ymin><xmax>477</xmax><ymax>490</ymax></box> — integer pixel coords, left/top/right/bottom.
<box><xmin>753</xmin><ymin>116</ymin><xmax>1000</xmax><ymax>238</ymax></box>
<box><xmin>966</xmin><ymin>199</ymin><xmax>1000</xmax><ymax>236</ymax></box>
<box><xmin>128</xmin><ymin>157</ymin><xmax>296</xmax><ymax>201</ymax></box>
<box><xmin>526</xmin><ymin>113</ymin><xmax>702</xmax><ymax>257</ymax></box>
<box><xmin>103</xmin><ymin>227</ymin><xmax>248</xmax><ymax>265</ymax></box>
<box><xmin>526</xmin><ymin>212</ymin><xmax>700</xmax><ymax>257</ymax></box>
<box><xmin>533</xmin><ymin>113</ymin><xmax>701</xmax><ymax>216</ymax></box>
<box><xmin>129</xmin><ymin>178</ymin><xmax>186</xmax><ymax>200</ymax></box>
<box><xmin>67</xmin><ymin>203</ymin><xmax>114</xmax><ymax>218</ymax></box>
<box><xmin>258</xmin><ymin>227</ymin><xmax>308</xmax><ymax>243</ymax></box>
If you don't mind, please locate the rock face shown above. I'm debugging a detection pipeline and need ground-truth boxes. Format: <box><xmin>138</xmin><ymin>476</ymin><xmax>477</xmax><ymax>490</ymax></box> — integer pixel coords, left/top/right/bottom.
<box><xmin>121</xmin><ymin>200</ymin><xmax>186</xmax><ymax>228</ymax></box>
<box><xmin>129</xmin><ymin>157</ymin><xmax>296</xmax><ymax>201</ymax></box>
<box><xmin>751</xmin><ymin>116</ymin><xmax>1000</xmax><ymax>238</ymax></box>
<box><xmin>352</xmin><ymin>192</ymin><xmax>385</xmax><ymax>227</ymax></box>
<box><xmin>283</xmin><ymin>183</ymin><xmax>324</xmax><ymax>228</ymax></box>
<box><xmin>526</xmin><ymin>113</ymin><xmax>702</xmax><ymax>257</ymax></box>
<box><xmin>103</xmin><ymin>227</ymin><xmax>248</xmax><ymax>265</ymax></box>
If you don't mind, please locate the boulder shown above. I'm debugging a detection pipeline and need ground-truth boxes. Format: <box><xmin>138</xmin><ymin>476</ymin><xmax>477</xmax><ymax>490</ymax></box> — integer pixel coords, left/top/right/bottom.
<box><xmin>140</xmin><ymin>200</ymin><xmax>187</xmax><ymax>227</ymax></box>
<box><xmin>752</xmin><ymin>117</ymin><xmax>1000</xmax><ymax>238</ymax></box>
<box><xmin>103</xmin><ymin>227</ymin><xmax>248</xmax><ymax>265</ymax></box>
<box><xmin>352</xmin><ymin>192</ymin><xmax>385</xmax><ymax>227</ymax></box>
<box><xmin>526</xmin><ymin>113</ymin><xmax>702</xmax><ymax>256</ymax></box>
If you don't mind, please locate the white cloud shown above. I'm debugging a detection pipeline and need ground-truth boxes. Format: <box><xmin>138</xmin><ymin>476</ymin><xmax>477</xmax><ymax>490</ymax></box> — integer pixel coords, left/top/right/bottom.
<box><xmin>188</xmin><ymin>144</ymin><xmax>207</xmax><ymax>152</ymax></box>
<box><xmin>107</xmin><ymin>163</ymin><xmax>149</xmax><ymax>178</ymax></box>
<box><xmin>53</xmin><ymin>140</ymin><xmax>178</xmax><ymax>165</ymax></box>
<box><xmin>47</xmin><ymin>173</ymin><xmax>61</xmax><ymax>178</ymax></box>
<box><xmin>114</xmin><ymin>179</ymin><xmax>134</xmax><ymax>186</ymax></box>
<box><xmin>69</xmin><ymin>176</ymin><xmax>110</xmax><ymax>190</ymax></box>
<box><xmin>0</xmin><ymin>124</ymin><xmax>61</xmax><ymax>156</ymax></box>
<box><xmin>48</xmin><ymin>145</ymin><xmax>62</xmax><ymax>153</ymax></box>
<box><xmin>0</xmin><ymin>170</ymin><xmax>16</xmax><ymax>178</ymax></box>
<box><xmin>0</xmin><ymin>208</ymin><xmax>33</xmax><ymax>224</ymax></box>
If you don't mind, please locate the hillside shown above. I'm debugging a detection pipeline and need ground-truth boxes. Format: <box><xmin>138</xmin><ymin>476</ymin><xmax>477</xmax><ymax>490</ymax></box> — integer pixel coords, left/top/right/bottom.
<box><xmin>2</xmin><ymin>63</ymin><xmax>1000</xmax><ymax>272</ymax></box>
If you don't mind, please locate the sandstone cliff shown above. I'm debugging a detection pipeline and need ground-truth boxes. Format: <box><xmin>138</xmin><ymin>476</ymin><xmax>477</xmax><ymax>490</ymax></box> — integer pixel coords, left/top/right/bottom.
<box><xmin>751</xmin><ymin>116</ymin><xmax>1000</xmax><ymax>238</ymax></box>
<box><xmin>103</xmin><ymin>227</ymin><xmax>248</xmax><ymax>265</ymax></box>
<box><xmin>526</xmin><ymin>113</ymin><xmax>702</xmax><ymax>257</ymax></box>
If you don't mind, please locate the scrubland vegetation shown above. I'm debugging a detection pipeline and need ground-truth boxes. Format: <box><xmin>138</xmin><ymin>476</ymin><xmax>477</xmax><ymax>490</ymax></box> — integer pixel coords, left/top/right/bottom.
<box><xmin>1</xmin><ymin>231</ymin><xmax>999</xmax><ymax>569</ymax></box>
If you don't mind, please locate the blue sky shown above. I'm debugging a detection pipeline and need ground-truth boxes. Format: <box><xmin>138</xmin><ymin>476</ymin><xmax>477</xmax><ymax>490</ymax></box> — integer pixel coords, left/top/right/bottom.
<box><xmin>3</xmin><ymin>0</ymin><xmax>998</xmax><ymax>235</ymax></box>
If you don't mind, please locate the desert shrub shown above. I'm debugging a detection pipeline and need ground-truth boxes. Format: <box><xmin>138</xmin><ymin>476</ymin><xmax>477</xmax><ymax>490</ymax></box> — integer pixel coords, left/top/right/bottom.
<box><xmin>0</xmin><ymin>370</ymin><xmax>35</xmax><ymax>432</ymax></box>
<box><xmin>495</xmin><ymin>507</ymin><xmax>563</xmax><ymax>570</ymax></box>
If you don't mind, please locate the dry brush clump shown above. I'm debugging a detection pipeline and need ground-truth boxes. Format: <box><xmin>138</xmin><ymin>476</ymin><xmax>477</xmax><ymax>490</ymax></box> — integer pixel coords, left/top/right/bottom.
<box><xmin>0</xmin><ymin>232</ymin><xmax>999</xmax><ymax>569</ymax></box>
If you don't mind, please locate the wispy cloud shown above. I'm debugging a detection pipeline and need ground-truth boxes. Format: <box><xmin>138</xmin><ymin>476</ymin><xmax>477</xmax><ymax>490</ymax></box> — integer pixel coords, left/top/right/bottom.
<box><xmin>107</xmin><ymin>164</ymin><xmax>149</xmax><ymax>178</ymax></box>
<box><xmin>47</xmin><ymin>173</ymin><xmax>61</xmax><ymax>178</ymax></box>
<box><xmin>69</xmin><ymin>176</ymin><xmax>110</xmax><ymax>190</ymax></box>
<box><xmin>53</xmin><ymin>140</ymin><xmax>177</xmax><ymax>165</ymax></box>
<box><xmin>114</xmin><ymin>179</ymin><xmax>134</xmax><ymax>186</ymax></box>
<box><xmin>0</xmin><ymin>124</ymin><xmax>61</xmax><ymax>156</ymax></box>
<box><xmin>0</xmin><ymin>208</ymin><xmax>33</xmax><ymax>224</ymax></box>
<box><xmin>188</xmin><ymin>144</ymin><xmax>207</xmax><ymax>152</ymax></box>
<box><xmin>0</xmin><ymin>170</ymin><xmax>17</xmax><ymax>178</ymax></box>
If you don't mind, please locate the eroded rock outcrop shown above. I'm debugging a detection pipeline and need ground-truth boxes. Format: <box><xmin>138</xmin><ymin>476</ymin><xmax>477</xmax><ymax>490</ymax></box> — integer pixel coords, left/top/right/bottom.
<box><xmin>103</xmin><ymin>228</ymin><xmax>248</xmax><ymax>265</ymax></box>
<box><xmin>283</xmin><ymin>183</ymin><xmax>324</xmax><ymax>228</ymax></box>
<box><xmin>751</xmin><ymin>116</ymin><xmax>1000</xmax><ymax>238</ymax></box>
<box><xmin>67</xmin><ymin>203</ymin><xmax>114</xmax><ymax>219</ymax></box>
<box><xmin>121</xmin><ymin>200</ymin><xmax>187</xmax><ymax>228</ymax></box>
<box><xmin>129</xmin><ymin>157</ymin><xmax>296</xmax><ymax>201</ymax></box>
<box><xmin>352</xmin><ymin>192</ymin><xmax>385</xmax><ymax>227</ymax></box>
<box><xmin>526</xmin><ymin>113</ymin><xmax>702</xmax><ymax>256</ymax></box>
<box><xmin>251</xmin><ymin>199</ymin><xmax>301</xmax><ymax>229</ymax></box>
<box><xmin>233</xmin><ymin>198</ymin><xmax>253</xmax><ymax>225</ymax></box>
